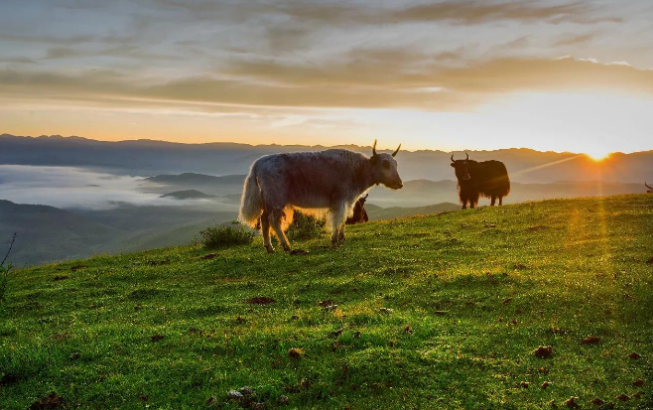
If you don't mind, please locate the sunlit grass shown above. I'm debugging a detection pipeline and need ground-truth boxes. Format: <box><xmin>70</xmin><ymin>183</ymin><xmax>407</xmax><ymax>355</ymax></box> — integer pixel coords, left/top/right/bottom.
<box><xmin>1</xmin><ymin>195</ymin><xmax>651</xmax><ymax>409</ymax></box>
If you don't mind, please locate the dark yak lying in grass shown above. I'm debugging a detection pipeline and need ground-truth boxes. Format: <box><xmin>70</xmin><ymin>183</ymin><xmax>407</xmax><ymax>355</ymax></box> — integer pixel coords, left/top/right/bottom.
<box><xmin>346</xmin><ymin>194</ymin><xmax>369</xmax><ymax>225</ymax></box>
<box><xmin>450</xmin><ymin>153</ymin><xmax>511</xmax><ymax>209</ymax></box>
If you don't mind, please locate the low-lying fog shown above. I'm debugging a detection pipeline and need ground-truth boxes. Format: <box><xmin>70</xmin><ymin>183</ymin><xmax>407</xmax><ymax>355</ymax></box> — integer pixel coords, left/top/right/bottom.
<box><xmin>0</xmin><ymin>165</ymin><xmax>217</xmax><ymax>210</ymax></box>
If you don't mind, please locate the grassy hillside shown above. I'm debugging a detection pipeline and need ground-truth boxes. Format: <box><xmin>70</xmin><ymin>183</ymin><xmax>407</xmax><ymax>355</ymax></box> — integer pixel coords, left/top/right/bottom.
<box><xmin>1</xmin><ymin>195</ymin><xmax>652</xmax><ymax>409</ymax></box>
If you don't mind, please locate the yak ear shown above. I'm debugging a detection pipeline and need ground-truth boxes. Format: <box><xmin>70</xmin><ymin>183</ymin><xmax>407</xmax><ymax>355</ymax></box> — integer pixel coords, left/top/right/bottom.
<box><xmin>450</xmin><ymin>163</ymin><xmax>456</xmax><ymax>168</ymax></box>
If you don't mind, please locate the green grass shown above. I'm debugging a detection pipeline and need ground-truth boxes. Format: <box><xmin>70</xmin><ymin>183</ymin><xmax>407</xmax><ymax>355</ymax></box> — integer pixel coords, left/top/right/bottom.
<box><xmin>1</xmin><ymin>195</ymin><xmax>652</xmax><ymax>409</ymax></box>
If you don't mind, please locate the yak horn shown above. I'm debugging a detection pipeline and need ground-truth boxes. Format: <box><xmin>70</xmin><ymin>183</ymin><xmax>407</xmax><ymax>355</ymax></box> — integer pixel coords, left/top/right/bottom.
<box><xmin>465</xmin><ymin>152</ymin><xmax>469</xmax><ymax>160</ymax></box>
<box><xmin>451</xmin><ymin>154</ymin><xmax>455</xmax><ymax>162</ymax></box>
<box><xmin>646</xmin><ymin>182</ymin><xmax>652</xmax><ymax>189</ymax></box>
<box><xmin>363</xmin><ymin>194</ymin><xmax>369</xmax><ymax>200</ymax></box>
<box><xmin>392</xmin><ymin>144</ymin><xmax>401</xmax><ymax>157</ymax></box>
<box><xmin>372</xmin><ymin>139</ymin><xmax>377</xmax><ymax>157</ymax></box>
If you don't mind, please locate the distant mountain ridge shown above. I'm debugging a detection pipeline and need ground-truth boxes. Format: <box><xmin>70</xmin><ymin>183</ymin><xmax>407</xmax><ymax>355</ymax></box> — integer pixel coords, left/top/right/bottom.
<box><xmin>2</xmin><ymin>133</ymin><xmax>652</xmax><ymax>183</ymax></box>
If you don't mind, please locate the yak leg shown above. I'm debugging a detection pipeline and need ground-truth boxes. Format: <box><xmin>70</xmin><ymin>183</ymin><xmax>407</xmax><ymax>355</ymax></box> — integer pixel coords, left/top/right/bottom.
<box><xmin>499</xmin><ymin>196</ymin><xmax>503</xmax><ymax>206</ymax></box>
<box><xmin>270</xmin><ymin>210</ymin><xmax>291</xmax><ymax>252</ymax></box>
<box><xmin>330</xmin><ymin>204</ymin><xmax>348</xmax><ymax>246</ymax></box>
<box><xmin>261</xmin><ymin>210</ymin><xmax>274</xmax><ymax>253</ymax></box>
<box><xmin>490</xmin><ymin>196</ymin><xmax>496</xmax><ymax>206</ymax></box>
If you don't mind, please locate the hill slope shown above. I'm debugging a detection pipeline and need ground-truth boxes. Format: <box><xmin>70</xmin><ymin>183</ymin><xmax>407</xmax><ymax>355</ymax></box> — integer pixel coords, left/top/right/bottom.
<box><xmin>1</xmin><ymin>195</ymin><xmax>652</xmax><ymax>409</ymax></box>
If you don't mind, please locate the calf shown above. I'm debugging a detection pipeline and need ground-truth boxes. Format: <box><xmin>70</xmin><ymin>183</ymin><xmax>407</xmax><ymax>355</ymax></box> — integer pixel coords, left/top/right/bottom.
<box><xmin>346</xmin><ymin>194</ymin><xmax>369</xmax><ymax>225</ymax></box>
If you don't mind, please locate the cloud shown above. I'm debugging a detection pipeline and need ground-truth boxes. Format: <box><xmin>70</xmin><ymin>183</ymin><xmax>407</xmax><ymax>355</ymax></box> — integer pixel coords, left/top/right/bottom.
<box><xmin>1</xmin><ymin>56</ymin><xmax>652</xmax><ymax>112</ymax></box>
<box><xmin>554</xmin><ymin>32</ymin><xmax>598</xmax><ymax>47</ymax></box>
<box><xmin>0</xmin><ymin>165</ymin><xmax>211</xmax><ymax>210</ymax></box>
<box><xmin>151</xmin><ymin>0</ymin><xmax>620</xmax><ymax>26</ymax></box>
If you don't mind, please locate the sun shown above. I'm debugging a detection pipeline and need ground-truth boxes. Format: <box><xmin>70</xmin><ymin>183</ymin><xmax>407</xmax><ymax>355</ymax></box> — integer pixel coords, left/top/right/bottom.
<box><xmin>585</xmin><ymin>149</ymin><xmax>611</xmax><ymax>162</ymax></box>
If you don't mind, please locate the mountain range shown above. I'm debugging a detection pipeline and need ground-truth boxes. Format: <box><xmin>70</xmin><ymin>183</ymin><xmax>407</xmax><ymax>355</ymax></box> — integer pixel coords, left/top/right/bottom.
<box><xmin>2</xmin><ymin>134</ymin><xmax>653</xmax><ymax>183</ymax></box>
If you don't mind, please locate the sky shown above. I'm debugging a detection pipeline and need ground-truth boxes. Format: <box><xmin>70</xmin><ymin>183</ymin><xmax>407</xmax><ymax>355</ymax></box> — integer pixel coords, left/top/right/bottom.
<box><xmin>1</xmin><ymin>0</ymin><xmax>653</xmax><ymax>157</ymax></box>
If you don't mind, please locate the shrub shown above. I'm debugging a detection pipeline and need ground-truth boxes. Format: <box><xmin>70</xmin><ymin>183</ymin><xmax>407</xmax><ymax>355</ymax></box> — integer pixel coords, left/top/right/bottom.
<box><xmin>200</xmin><ymin>222</ymin><xmax>255</xmax><ymax>249</ymax></box>
<box><xmin>287</xmin><ymin>212</ymin><xmax>325</xmax><ymax>240</ymax></box>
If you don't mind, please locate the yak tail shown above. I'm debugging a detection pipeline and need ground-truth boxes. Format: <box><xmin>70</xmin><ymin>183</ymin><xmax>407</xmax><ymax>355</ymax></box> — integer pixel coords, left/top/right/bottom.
<box><xmin>238</xmin><ymin>167</ymin><xmax>263</xmax><ymax>228</ymax></box>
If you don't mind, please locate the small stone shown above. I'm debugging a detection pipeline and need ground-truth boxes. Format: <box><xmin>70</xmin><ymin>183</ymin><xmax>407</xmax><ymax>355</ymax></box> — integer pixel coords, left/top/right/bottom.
<box><xmin>227</xmin><ymin>390</ymin><xmax>244</xmax><ymax>400</ymax></box>
<box><xmin>520</xmin><ymin>381</ymin><xmax>529</xmax><ymax>388</ymax></box>
<box><xmin>69</xmin><ymin>352</ymin><xmax>80</xmax><ymax>360</ymax></box>
<box><xmin>239</xmin><ymin>386</ymin><xmax>255</xmax><ymax>395</ymax></box>
<box><xmin>279</xmin><ymin>395</ymin><xmax>289</xmax><ymax>405</ymax></box>
<box><xmin>379</xmin><ymin>307</ymin><xmax>393</xmax><ymax>314</ymax></box>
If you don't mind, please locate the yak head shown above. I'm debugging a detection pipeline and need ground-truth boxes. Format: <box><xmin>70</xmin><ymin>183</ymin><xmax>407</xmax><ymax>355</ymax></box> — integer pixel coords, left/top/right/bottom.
<box><xmin>450</xmin><ymin>153</ymin><xmax>472</xmax><ymax>181</ymax></box>
<box><xmin>370</xmin><ymin>140</ymin><xmax>403</xmax><ymax>190</ymax></box>
<box><xmin>646</xmin><ymin>182</ymin><xmax>652</xmax><ymax>193</ymax></box>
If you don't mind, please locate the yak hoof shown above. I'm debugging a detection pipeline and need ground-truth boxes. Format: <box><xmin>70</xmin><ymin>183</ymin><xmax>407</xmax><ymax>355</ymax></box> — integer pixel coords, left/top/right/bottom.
<box><xmin>282</xmin><ymin>244</ymin><xmax>292</xmax><ymax>252</ymax></box>
<box><xmin>265</xmin><ymin>245</ymin><xmax>275</xmax><ymax>253</ymax></box>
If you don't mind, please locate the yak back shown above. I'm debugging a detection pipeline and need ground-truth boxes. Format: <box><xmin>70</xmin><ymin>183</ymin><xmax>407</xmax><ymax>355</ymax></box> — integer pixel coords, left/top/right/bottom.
<box><xmin>467</xmin><ymin>160</ymin><xmax>511</xmax><ymax>197</ymax></box>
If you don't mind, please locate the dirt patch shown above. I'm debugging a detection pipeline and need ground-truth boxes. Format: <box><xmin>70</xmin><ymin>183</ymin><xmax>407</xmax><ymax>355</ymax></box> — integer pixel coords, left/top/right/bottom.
<box><xmin>0</xmin><ymin>373</ymin><xmax>19</xmax><ymax>385</ymax></box>
<box><xmin>246</xmin><ymin>296</ymin><xmax>275</xmax><ymax>305</ymax></box>
<box><xmin>533</xmin><ymin>345</ymin><xmax>553</xmax><ymax>358</ymax></box>
<box><xmin>290</xmin><ymin>249</ymin><xmax>309</xmax><ymax>255</ymax></box>
<box><xmin>151</xmin><ymin>334</ymin><xmax>164</xmax><ymax>342</ymax></box>
<box><xmin>53</xmin><ymin>276</ymin><xmax>69</xmax><ymax>281</ymax></box>
<box><xmin>581</xmin><ymin>335</ymin><xmax>601</xmax><ymax>345</ymax></box>
<box><xmin>201</xmin><ymin>253</ymin><xmax>218</xmax><ymax>260</ymax></box>
<box><xmin>29</xmin><ymin>392</ymin><xmax>63</xmax><ymax>409</ymax></box>
<box><xmin>288</xmin><ymin>348</ymin><xmax>304</xmax><ymax>359</ymax></box>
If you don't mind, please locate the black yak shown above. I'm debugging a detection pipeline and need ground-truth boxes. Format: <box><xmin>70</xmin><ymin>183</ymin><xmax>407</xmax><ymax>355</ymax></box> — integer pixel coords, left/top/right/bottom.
<box><xmin>450</xmin><ymin>153</ymin><xmax>510</xmax><ymax>209</ymax></box>
<box><xmin>646</xmin><ymin>182</ymin><xmax>652</xmax><ymax>193</ymax></box>
<box><xmin>346</xmin><ymin>194</ymin><xmax>369</xmax><ymax>225</ymax></box>
<box><xmin>239</xmin><ymin>141</ymin><xmax>402</xmax><ymax>252</ymax></box>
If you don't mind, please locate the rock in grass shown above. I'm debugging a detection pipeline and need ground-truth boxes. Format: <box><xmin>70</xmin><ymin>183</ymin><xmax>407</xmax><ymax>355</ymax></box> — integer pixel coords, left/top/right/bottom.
<box><xmin>227</xmin><ymin>390</ymin><xmax>244</xmax><ymax>400</ymax></box>
<box><xmin>533</xmin><ymin>345</ymin><xmax>553</xmax><ymax>358</ymax></box>
<box><xmin>239</xmin><ymin>386</ymin><xmax>255</xmax><ymax>395</ymax></box>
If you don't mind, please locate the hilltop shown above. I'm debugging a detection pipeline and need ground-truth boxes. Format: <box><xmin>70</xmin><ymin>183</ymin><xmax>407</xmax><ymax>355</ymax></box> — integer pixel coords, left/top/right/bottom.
<box><xmin>1</xmin><ymin>195</ymin><xmax>652</xmax><ymax>409</ymax></box>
